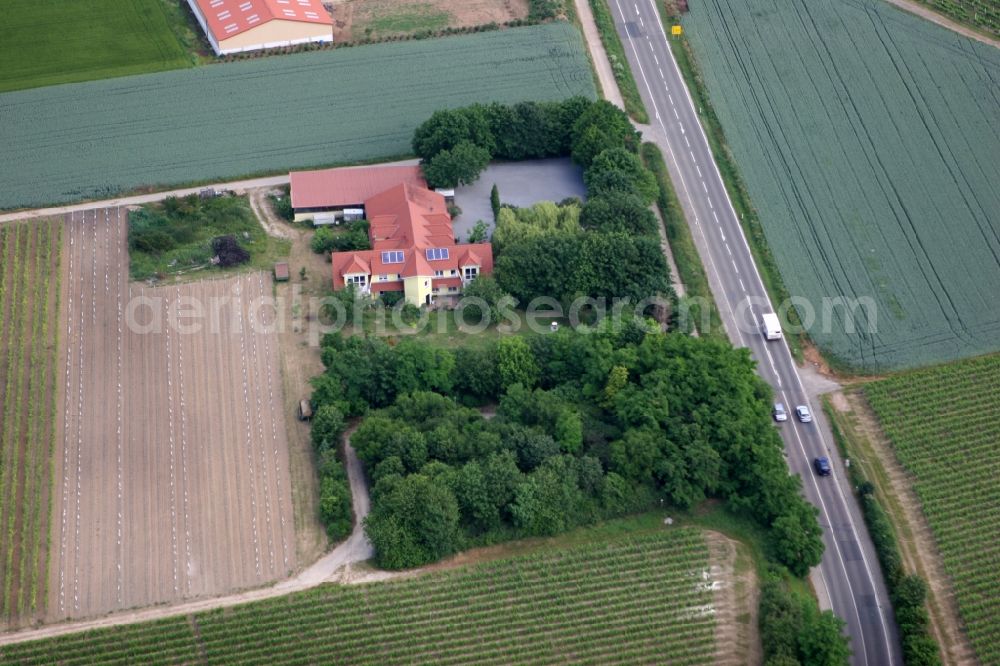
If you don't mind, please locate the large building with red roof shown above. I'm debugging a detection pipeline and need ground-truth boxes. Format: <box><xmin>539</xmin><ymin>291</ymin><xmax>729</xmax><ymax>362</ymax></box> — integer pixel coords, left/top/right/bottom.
<box><xmin>185</xmin><ymin>0</ymin><xmax>333</xmax><ymax>55</ymax></box>
<box><xmin>289</xmin><ymin>165</ymin><xmax>426</xmax><ymax>224</ymax></box>
<box><xmin>328</xmin><ymin>182</ymin><xmax>493</xmax><ymax>306</ymax></box>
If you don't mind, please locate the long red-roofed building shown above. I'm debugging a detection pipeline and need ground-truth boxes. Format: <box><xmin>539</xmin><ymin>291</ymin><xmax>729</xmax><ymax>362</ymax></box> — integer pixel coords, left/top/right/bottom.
<box><xmin>185</xmin><ymin>0</ymin><xmax>333</xmax><ymax>55</ymax></box>
<box><xmin>289</xmin><ymin>165</ymin><xmax>426</xmax><ymax>224</ymax></box>
<box><xmin>330</xmin><ymin>182</ymin><xmax>493</xmax><ymax>306</ymax></box>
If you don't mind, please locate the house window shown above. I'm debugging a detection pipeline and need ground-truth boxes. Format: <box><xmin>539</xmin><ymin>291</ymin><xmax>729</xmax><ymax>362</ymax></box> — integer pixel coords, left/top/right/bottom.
<box><xmin>346</xmin><ymin>275</ymin><xmax>367</xmax><ymax>286</ymax></box>
<box><xmin>451</xmin><ymin>269</ymin><xmax>457</xmax><ymax>276</ymax></box>
<box><xmin>381</xmin><ymin>250</ymin><xmax>404</xmax><ymax>264</ymax></box>
<box><xmin>426</xmin><ymin>248</ymin><xmax>450</xmax><ymax>261</ymax></box>
<box><xmin>449</xmin><ymin>286</ymin><xmax>458</xmax><ymax>292</ymax></box>
<box><xmin>434</xmin><ymin>270</ymin><xmax>444</xmax><ymax>277</ymax></box>
<box><xmin>464</xmin><ymin>266</ymin><xmax>478</xmax><ymax>280</ymax></box>
<box><xmin>379</xmin><ymin>274</ymin><xmax>388</xmax><ymax>281</ymax></box>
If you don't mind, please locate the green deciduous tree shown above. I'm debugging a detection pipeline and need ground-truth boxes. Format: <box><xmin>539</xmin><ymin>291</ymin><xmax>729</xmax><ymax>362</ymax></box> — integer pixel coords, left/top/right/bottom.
<box><xmin>364</xmin><ymin>473</ymin><xmax>462</xmax><ymax>569</ymax></box>
<box><xmin>421</xmin><ymin>140</ymin><xmax>491</xmax><ymax>188</ymax></box>
<box><xmin>496</xmin><ymin>336</ymin><xmax>540</xmax><ymax>390</ymax></box>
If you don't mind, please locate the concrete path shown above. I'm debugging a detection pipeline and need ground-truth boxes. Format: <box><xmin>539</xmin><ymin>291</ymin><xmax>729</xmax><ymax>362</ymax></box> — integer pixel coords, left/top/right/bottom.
<box><xmin>0</xmin><ymin>428</ymin><xmax>374</xmax><ymax>647</ymax></box>
<box><xmin>573</xmin><ymin>0</ymin><xmax>626</xmax><ymax>110</ymax></box>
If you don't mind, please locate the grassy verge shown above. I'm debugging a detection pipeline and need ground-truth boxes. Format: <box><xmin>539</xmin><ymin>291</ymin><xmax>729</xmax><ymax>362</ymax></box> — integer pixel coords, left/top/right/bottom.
<box><xmin>657</xmin><ymin>8</ymin><xmax>804</xmax><ymax>362</ymax></box>
<box><xmin>641</xmin><ymin>143</ymin><xmax>724</xmax><ymax>339</ymax></box>
<box><xmin>823</xmin><ymin>396</ymin><xmax>943</xmax><ymax>665</ymax></box>
<box><xmin>588</xmin><ymin>0</ymin><xmax>650</xmax><ymax>122</ymax></box>
<box><xmin>128</xmin><ymin>194</ymin><xmax>291</xmax><ymax>281</ymax></box>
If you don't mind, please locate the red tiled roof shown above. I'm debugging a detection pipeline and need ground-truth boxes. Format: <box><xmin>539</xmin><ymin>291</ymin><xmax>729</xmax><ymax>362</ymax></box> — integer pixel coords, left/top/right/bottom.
<box><xmin>371</xmin><ymin>280</ymin><xmax>405</xmax><ymax>294</ymax></box>
<box><xmin>367</xmin><ymin>183</ymin><xmax>453</xmax><ymax>251</ymax></box>
<box><xmin>330</xmin><ymin>182</ymin><xmax>494</xmax><ymax>290</ymax></box>
<box><xmin>290</xmin><ymin>165</ymin><xmax>426</xmax><ymax>210</ymax></box>
<box><xmin>190</xmin><ymin>0</ymin><xmax>331</xmax><ymax>43</ymax></box>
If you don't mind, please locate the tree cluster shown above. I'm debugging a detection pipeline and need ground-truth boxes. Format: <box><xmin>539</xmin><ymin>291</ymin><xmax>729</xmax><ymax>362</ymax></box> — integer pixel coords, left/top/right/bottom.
<box><xmin>759</xmin><ymin>569</ymin><xmax>852</xmax><ymax>665</ymax></box>
<box><xmin>415</xmin><ymin>98</ymin><xmax>670</xmax><ymax>308</ymax></box>
<box><xmin>412</xmin><ymin>98</ymin><xmax>638</xmax><ymax>187</ymax></box>
<box><xmin>312</xmin><ymin>325</ymin><xmax>825</xmax><ymax>574</ymax></box>
<box><xmin>309</xmin><ymin>404</ymin><xmax>353</xmax><ymax>541</ymax></box>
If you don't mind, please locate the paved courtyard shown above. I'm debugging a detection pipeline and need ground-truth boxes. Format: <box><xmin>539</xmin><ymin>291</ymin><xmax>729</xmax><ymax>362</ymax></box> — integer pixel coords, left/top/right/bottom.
<box><xmin>452</xmin><ymin>158</ymin><xmax>586</xmax><ymax>241</ymax></box>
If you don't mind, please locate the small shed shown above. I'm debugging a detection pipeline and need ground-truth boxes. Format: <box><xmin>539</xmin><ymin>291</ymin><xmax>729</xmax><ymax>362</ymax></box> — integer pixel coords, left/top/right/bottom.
<box><xmin>298</xmin><ymin>400</ymin><xmax>313</xmax><ymax>421</ymax></box>
<box><xmin>274</xmin><ymin>262</ymin><xmax>290</xmax><ymax>282</ymax></box>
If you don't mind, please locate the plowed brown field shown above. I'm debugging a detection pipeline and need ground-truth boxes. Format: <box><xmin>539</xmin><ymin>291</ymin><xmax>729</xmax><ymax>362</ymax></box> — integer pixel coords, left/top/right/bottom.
<box><xmin>48</xmin><ymin>207</ymin><xmax>295</xmax><ymax>623</ymax></box>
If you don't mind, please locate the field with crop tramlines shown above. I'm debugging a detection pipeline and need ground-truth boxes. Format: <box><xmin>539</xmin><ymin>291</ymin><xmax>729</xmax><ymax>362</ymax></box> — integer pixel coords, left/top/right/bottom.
<box><xmin>683</xmin><ymin>0</ymin><xmax>1000</xmax><ymax>371</ymax></box>
<box><xmin>0</xmin><ymin>22</ymin><xmax>594</xmax><ymax>211</ymax></box>
<box><xmin>49</xmin><ymin>208</ymin><xmax>295</xmax><ymax>623</ymax></box>
<box><xmin>866</xmin><ymin>354</ymin><xmax>1000</xmax><ymax>664</ymax></box>
<box><xmin>1</xmin><ymin>529</ymin><xmax>718</xmax><ymax>665</ymax></box>
<box><xmin>0</xmin><ymin>219</ymin><xmax>61</xmax><ymax>628</ymax></box>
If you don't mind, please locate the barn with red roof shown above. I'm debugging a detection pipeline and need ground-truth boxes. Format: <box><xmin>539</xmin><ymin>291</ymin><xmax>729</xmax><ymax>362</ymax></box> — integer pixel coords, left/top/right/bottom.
<box><xmin>185</xmin><ymin>0</ymin><xmax>333</xmax><ymax>55</ymax></box>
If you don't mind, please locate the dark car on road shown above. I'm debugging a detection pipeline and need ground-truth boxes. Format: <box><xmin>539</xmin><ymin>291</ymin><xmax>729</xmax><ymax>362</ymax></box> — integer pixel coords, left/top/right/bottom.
<box><xmin>814</xmin><ymin>456</ymin><xmax>832</xmax><ymax>476</ymax></box>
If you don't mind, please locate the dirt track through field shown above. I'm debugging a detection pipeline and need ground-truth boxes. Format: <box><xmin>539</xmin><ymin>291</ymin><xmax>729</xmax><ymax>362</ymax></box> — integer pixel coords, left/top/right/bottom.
<box><xmin>48</xmin><ymin>207</ymin><xmax>295</xmax><ymax>622</ymax></box>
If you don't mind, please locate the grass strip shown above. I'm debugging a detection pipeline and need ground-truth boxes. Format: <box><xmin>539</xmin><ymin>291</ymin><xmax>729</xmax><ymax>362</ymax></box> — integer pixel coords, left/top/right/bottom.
<box><xmin>588</xmin><ymin>0</ymin><xmax>650</xmax><ymax>122</ymax></box>
<box><xmin>641</xmin><ymin>142</ymin><xmax>724</xmax><ymax>339</ymax></box>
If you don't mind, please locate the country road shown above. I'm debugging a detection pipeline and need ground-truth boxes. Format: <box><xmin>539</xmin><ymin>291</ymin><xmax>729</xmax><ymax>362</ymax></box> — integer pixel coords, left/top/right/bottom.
<box><xmin>607</xmin><ymin>1</ymin><xmax>901</xmax><ymax>664</ymax></box>
<box><xmin>0</xmin><ymin>429</ymin><xmax>373</xmax><ymax>648</ymax></box>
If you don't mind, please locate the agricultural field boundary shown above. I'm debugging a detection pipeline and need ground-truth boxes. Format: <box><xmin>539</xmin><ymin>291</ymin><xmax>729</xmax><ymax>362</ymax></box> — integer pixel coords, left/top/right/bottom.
<box><xmin>824</xmin><ymin>392</ymin><xmax>973</xmax><ymax>665</ymax></box>
<box><xmin>863</xmin><ymin>354</ymin><xmax>1000</xmax><ymax>663</ymax></box>
<box><xmin>0</xmin><ymin>528</ymin><xmax>721</xmax><ymax>664</ymax></box>
<box><xmin>0</xmin><ymin>22</ymin><xmax>595</xmax><ymax>212</ymax></box>
<box><xmin>0</xmin><ymin>0</ymin><xmax>194</xmax><ymax>93</ymax></box>
<box><xmin>887</xmin><ymin>0</ymin><xmax>1000</xmax><ymax>43</ymax></box>
<box><xmin>0</xmin><ymin>219</ymin><xmax>61</xmax><ymax>629</ymax></box>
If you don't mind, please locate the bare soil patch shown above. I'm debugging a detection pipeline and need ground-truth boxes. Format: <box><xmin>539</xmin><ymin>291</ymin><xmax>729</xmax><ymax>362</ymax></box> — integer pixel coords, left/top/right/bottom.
<box><xmin>838</xmin><ymin>390</ymin><xmax>976</xmax><ymax>665</ymax></box>
<box><xmin>248</xmin><ymin>189</ymin><xmax>331</xmax><ymax>567</ymax></box>
<box><xmin>330</xmin><ymin>0</ymin><xmax>529</xmax><ymax>42</ymax></box>
<box><xmin>48</xmin><ymin>207</ymin><xmax>296</xmax><ymax>623</ymax></box>
<box><xmin>706</xmin><ymin>531</ymin><xmax>760</xmax><ymax>666</ymax></box>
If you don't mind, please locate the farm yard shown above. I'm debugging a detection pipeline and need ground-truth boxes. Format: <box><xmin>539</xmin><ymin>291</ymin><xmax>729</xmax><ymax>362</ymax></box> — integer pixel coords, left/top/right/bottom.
<box><xmin>683</xmin><ymin>0</ymin><xmax>1000</xmax><ymax>371</ymax></box>
<box><xmin>330</xmin><ymin>0</ymin><xmax>530</xmax><ymax>42</ymax></box>
<box><xmin>0</xmin><ymin>0</ymin><xmax>193</xmax><ymax>93</ymax></box>
<box><xmin>0</xmin><ymin>22</ymin><xmax>595</xmax><ymax>211</ymax></box>
<box><xmin>0</xmin><ymin>529</ymin><xmax>722</xmax><ymax>665</ymax></box>
<box><xmin>49</xmin><ymin>207</ymin><xmax>295</xmax><ymax>622</ymax></box>
<box><xmin>0</xmin><ymin>220</ymin><xmax>61</xmax><ymax>628</ymax></box>
<box><xmin>866</xmin><ymin>354</ymin><xmax>1000</xmax><ymax>664</ymax></box>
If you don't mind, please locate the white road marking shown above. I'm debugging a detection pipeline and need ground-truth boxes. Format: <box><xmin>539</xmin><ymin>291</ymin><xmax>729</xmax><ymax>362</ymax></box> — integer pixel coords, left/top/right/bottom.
<box><xmin>679</xmin><ymin>122</ymin><xmax>685</xmax><ymax>134</ymax></box>
<box><xmin>695</xmin><ymin>165</ymin><xmax>702</xmax><ymax>178</ymax></box>
<box><xmin>647</xmin><ymin>2</ymin><xmax>893</xmax><ymax>659</ymax></box>
<box><xmin>652</xmin><ymin>54</ymin><xmax>658</xmax><ymax>65</ymax></box>
<box><xmin>701</xmin><ymin>180</ymin><xmax>708</xmax><ymax>193</ymax></box>
<box><xmin>658</xmin><ymin>67</ymin><xmax>664</xmax><ymax>78</ymax></box>
<box><xmin>668</xmin><ymin>93</ymin><xmax>674</xmax><ymax>105</ymax></box>
<box><xmin>738</xmin><ymin>277</ymin><xmax>746</xmax><ymax>291</ymax></box>
<box><xmin>673</xmin><ymin>107</ymin><xmax>679</xmax><ymax>119</ymax></box>
<box><xmin>726</xmin><ymin>243</ymin><xmax>732</xmax><ymax>257</ymax></box>
<box><xmin>684</xmin><ymin>135</ymin><xmax>691</xmax><ymax>148</ymax></box>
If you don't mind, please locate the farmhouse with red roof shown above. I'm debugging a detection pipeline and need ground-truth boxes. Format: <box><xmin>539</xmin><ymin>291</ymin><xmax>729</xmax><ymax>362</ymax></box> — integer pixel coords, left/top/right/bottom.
<box><xmin>185</xmin><ymin>0</ymin><xmax>333</xmax><ymax>55</ymax></box>
<box><xmin>323</xmin><ymin>181</ymin><xmax>493</xmax><ymax>306</ymax></box>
